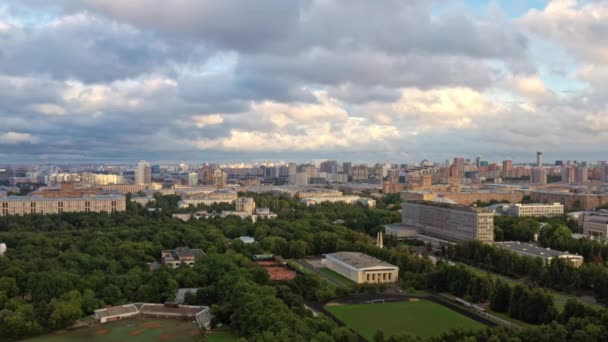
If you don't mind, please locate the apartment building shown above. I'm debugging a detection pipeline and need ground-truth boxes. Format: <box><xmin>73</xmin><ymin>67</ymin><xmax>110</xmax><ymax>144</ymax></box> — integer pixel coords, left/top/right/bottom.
<box><xmin>0</xmin><ymin>194</ymin><xmax>125</xmax><ymax>216</ymax></box>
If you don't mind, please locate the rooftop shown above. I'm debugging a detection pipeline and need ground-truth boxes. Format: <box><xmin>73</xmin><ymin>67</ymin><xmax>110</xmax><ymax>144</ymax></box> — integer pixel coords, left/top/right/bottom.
<box><xmin>494</xmin><ymin>241</ymin><xmax>580</xmax><ymax>258</ymax></box>
<box><xmin>94</xmin><ymin>304</ymin><xmax>139</xmax><ymax>318</ymax></box>
<box><xmin>325</xmin><ymin>251</ymin><xmax>398</xmax><ymax>270</ymax></box>
<box><xmin>403</xmin><ymin>200</ymin><xmax>492</xmax><ymax>213</ymax></box>
<box><xmin>163</xmin><ymin>247</ymin><xmax>205</xmax><ymax>261</ymax></box>
<box><xmin>2</xmin><ymin>194</ymin><xmax>124</xmax><ymax>201</ymax></box>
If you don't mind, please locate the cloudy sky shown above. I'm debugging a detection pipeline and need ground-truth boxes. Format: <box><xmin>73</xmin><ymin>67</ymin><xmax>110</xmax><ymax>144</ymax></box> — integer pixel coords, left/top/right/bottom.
<box><xmin>0</xmin><ymin>0</ymin><xmax>607</xmax><ymax>164</ymax></box>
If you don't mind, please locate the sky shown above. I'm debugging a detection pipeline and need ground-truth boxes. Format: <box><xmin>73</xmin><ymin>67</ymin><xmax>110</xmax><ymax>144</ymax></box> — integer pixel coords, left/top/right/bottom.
<box><xmin>0</xmin><ymin>0</ymin><xmax>607</xmax><ymax>164</ymax></box>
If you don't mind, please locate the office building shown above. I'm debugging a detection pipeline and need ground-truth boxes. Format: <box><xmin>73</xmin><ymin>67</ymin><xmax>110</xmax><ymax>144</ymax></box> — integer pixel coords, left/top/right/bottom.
<box><xmin>537</xmin><ymin>152</ymin><xmax>543</xmax><ymax>167</ymax></box>
<box><xmin>512</xmin><ymin>203</ymin><xmax>564</xmax><ymax>217</ymax></box>
<box><xmin>402</xmin><ymin>201</ymin><xmax>494</xmax><ymax>242</ymax></box>
<box><xmin>0</xmin><ymin>194</ymin><xmax>125</xmax><ymax>216</ymax></box>
<box><xmin>161</xmin><ymin>247</ymin><xmax>205</xmax><ymax>268</ymax></box>
<box><xmin>581</xmin><ymin>212</ymin><xmax>608</xmax><ymax>239</ymax></box>
<box><xmin>324</xmin><ymin>252</ymin><xmax>399</xmax><ymax>284</ymax></box>
<box><xmin>494</xmin><ymin>242</ymin><xmax>583</xmax><ymax>267</ymax></box>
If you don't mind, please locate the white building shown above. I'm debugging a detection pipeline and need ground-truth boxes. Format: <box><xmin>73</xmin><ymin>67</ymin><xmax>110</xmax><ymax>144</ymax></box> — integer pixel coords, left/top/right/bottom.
<box><xmin>512</xmin><ymin>203</ymin><xmax>564</xmax><ymax>217</ymax></box>
<box><xmin>325</xmin><ymin>252</ymin><xmax>399</xmax><ymax>284</ymax></box>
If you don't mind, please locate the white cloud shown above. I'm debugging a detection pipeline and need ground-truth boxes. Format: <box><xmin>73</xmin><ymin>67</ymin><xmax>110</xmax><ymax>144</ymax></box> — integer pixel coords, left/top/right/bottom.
<box><xmin>192</xmin><ymin>114</ymin><xmax>224</xmax><ymax>128</ymax></box>
<box><xmin>0</xmin><ymin>131</ymin><xmax>39</xmax><ymax>144</ymax></box>
<box><xmin>522</xmin><ymin>0</ymin><xmax>608</xmax><ymax>63</ymax></box>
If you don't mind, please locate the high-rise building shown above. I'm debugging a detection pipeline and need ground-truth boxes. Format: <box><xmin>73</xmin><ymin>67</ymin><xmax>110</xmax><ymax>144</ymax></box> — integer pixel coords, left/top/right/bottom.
<box><xmin>600</xmin><ymin>161</ymin><xmax>607</xmax><ymax>183</ymax></box>
<box><xmin>451</xmin><ymin>158</ymin><xmax>465</xmax><ymax>179</ymax></box>
<box><xmin>577</xmin><ymin>165</ymin><xmax>588</xmax><ymax>184</ymax></box>
<box><xmin>188</xmin><ymin>172</ymin><xmax>198</xmax><ymax>186</ymax></box>
<box><xmin>320</xmin><ymin>160</ymin><xmax>339</xmax><ymax>174</ymax></box>
<box><xmin>536</xmin><ymin>151</ymin><xmax>543</xmax><ymax>167</ymax></box>
<box><xmin>561</xmin><ymin>166</ymin><xmax>576</xmax><ymax>184</ymax></box>
<box><xmin>212</xmin><ymin>169</ymin><xmax>227</xmax><ymax>189</ymax></box>
<box><xmin>532</xmin><ymin>167</ymin><xmax>547</xmax><ymax>185</ymax></box>
<box><xmin>288</xmin><ymin>163</ymin><xmax>297</xmax><ymax>185</ymax></box>
<box><xmin>135</xmin><ymin>160</ymin><xmax>151</xmax><ymax>185</ymax></box>
<box><xmin>342</xmin><ymin>162</ymin><xmax>353</xmax><ymax>176</ymax></box>
<box><xmin>502</xmin><ymin>160</ymin><xmax>513</xmax><ymax>177</ymax></box>
<box><xmin>352</xmin><ymin>165</ymin><xmax>369</xmax><ymax>181</ymax></box>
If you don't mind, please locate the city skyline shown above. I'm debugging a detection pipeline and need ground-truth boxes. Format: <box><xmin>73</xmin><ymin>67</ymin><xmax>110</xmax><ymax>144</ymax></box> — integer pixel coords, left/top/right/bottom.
<box><xmin>1</xmin><ymin>1</ymin><xmax>608</xmax><ymax>163</ymax></box>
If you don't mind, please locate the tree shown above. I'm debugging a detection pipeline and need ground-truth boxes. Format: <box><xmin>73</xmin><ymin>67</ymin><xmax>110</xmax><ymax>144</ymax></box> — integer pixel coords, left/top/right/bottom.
<box><xmin>490</xmin><ymin>280</ymin><xmax>511</xmax><ymax>313</ymax></box>
<box><xmin>374</xmin><ymin>329</ymin><xmax>386</xmax><ymax>342</ymax></box>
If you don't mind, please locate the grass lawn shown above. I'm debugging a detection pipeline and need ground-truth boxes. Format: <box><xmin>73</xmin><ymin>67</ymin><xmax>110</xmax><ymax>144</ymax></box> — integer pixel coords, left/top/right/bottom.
<box><xmin>25</xmin><ymin>316</ymin><xmax>203</xmax><ymax>342</ymax></box>
<box><xmin>318</xmin><ymin>267</ymin><xmax>355</xmax><ymax>286</ymax></box>
<box><xmin>325</xmin><ymin>300</ymin><xmax>487</xmax><ymax>340</ymax></box>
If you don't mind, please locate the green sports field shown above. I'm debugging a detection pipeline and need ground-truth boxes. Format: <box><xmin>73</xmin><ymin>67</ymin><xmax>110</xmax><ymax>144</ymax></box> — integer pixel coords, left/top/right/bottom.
<box><xmin>325</xmin><ymin>300</ymin><xmax>487</xmax><ymax>340</ymax></box>
<box><xmin>25</xmin><ymin>316</ymin><xmax>204</xmax><ymax>341</ymax></box>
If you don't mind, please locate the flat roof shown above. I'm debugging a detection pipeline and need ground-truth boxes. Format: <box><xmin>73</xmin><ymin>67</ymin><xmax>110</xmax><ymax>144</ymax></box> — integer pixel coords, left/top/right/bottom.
<box><xmin>494</xmin><ymin>241</ymin><xmax>581</xmax><ymax>258</ymax></box>
<box><xmin>95</xmin><ymin>304</ymin><xmax>139</xmax><ymax>318</ymax></box>
<box><xmin>326</xmin><ymin>252</ymin><xmax>398</xmax><ymax>270</ymax></box>
<box><xmin>403</xmin><ymin>200</ymin><xmax>492</xmax><ymax>213</ymax></box>
<box><xmin>1</xmin><ymin>194</ymin><xmax>124</xmax><ymax>201</ymax></box>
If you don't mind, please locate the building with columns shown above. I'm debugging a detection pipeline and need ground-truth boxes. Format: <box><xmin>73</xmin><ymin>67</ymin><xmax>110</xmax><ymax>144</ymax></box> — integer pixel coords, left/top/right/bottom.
<box><xmin>324</xmin><ymin>252</ymin><xmax>399</xmax><ymax>284</ymax></box>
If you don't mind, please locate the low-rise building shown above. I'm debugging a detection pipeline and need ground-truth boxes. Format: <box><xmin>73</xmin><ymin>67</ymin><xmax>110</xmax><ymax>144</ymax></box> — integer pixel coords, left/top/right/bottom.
<box><xmin>178</xmin><ymin>190</ymin><xmax>238</xmax><ymax>208</ymax></box>
<box><xmin>94</xmin><ymin>304</ymin><xmax>139</xmax><ymax>323</ymax></box>
<box><xmin>358</xmin><ymin>198</ymin><xmax>377</xmax><ymax>208</ymax></box>
<box><xmin>581</xmin><ymin>212</ymin><xmax>608</xmax><ymax>239</ymax></box>
<box><xmin>494</xmin><ymin>241</ymin><xmax>583</xmax><ymax>267</ymax></box>
<box><xmin>512</xmin><ymin>203</ymin><xmax>564</xmax><ymax>217</ymax></box>
<box><xmin>324</xmin><ymin>252</ymin><xmax>399</xmax><ymax>284</ymax></box>
<box><xmin>94</xmin><ymin>303</ymin><xmax>211</xmax><ymax>330</ymax></box>
<box><xmin>161</xmin><ymin>247</ymin><xmax>205</xmax><ymax>268</ymax></box>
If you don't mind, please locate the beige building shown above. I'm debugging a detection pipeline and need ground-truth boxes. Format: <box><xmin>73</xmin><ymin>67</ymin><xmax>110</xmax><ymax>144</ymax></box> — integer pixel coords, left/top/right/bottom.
<box><xmin>81</xmin><ymin>172</ymin><xmax>124</xmax><ymax>185</ymax></box>
<box><xmin>235</xmin><ymin>197</ymin><xmax>256</xmax><ymax>214</ymax></box>
<box><xmin>100</xmin><ymin>183</ymin><xmax>162</xmax><ymax>194</ymax></box>
<box><xmin>325</xmin><ymin>252</ymin><xmax>399</xmax><ymax>284</ymax></box>
<box><xmin>402</xmin><ymin>201</ymin><xmax>494</xmax><ymax>242</ymax></box>
<box><xmin>512</xmin><ymin>203</ymin><xmax>564</xmax><ymax>217</ymax></box>
<box><xmin>178</xmin><ymin>190</ymin><xmax>238</xmax><ymax>208</ymax></box>
<box><xmin>581</xmin><ymin>212</ymin><xmax>608</xmax><ymax>239</ymax></box>
<box><xmin>0</xmin><ymin>194</ymin><xmax>126</xmax><ymax>216</ymax></box>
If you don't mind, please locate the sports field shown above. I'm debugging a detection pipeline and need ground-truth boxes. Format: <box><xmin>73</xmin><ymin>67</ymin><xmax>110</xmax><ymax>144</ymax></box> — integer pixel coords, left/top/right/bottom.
<box><xmin>25</xmin><ymin>316</ymin><xmax>203</xmax><ymax>341</ymax></box>
<box><xmin>325</xmin><ymin>300</ymin><xmax>487</xmax><ymax>340</ymax></box>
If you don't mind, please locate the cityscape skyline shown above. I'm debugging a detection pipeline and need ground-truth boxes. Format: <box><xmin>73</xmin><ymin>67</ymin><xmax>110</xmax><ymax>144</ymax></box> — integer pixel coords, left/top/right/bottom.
<box><xmin>2</xmin><ymin>1</ymin><xmax>608</xmax><ymax>162</ymax></box>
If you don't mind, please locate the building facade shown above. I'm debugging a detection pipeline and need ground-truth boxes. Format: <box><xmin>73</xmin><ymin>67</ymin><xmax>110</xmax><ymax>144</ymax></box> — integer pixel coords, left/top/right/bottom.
<box><xmin>325</xmin><ymin>252</ymin><xmax>399</xmax><ymax>284</ymax></box>
<box><xmin>581</xmin><ymin>212</ymin><xmax>608</xmax><ymax>239</ymax></box>
<box><xmin>135</xmin><ymin>160</ymin><xmax>152</xmax><ymax>185</ymax></box>
<box><xmin>402</xmin><ymin>201</ymin><xmax>494</xmax><ymax>242</ymax></box>
<box><xmin>0</xmin><ymin>194</ymin><xmax>125</xmax><ymax>216</ymax></box>
<box><xmin>512</xmin><ymin>203</ymin><xmax>564</xmax><ymax>217</ymax></box>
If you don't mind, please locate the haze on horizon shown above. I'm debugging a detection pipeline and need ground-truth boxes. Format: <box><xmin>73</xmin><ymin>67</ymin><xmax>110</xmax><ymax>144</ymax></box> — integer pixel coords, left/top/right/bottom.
<box><xmin>0</xmin><ymin>0</ymin><xmax>606</xmax><ymax>164</ymax></box>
